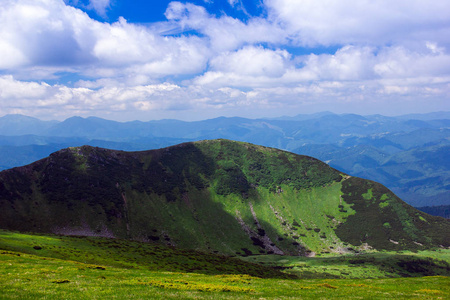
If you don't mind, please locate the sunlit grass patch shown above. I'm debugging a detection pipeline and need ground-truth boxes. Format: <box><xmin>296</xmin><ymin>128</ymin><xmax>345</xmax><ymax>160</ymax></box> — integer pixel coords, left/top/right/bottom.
<box><xmin>416</xmin><ymin>289</ymin><xmax>442</xmax><ymax>294</ymax></box>
<box><xmin>346</xmin><ymin>283</ymin><xmax>376</xmax><ymax>288</ymax></box>
<box><xmin>51</xmin><ymin>279</ymin><xmax>70</xmax><ymax>284</ymax></box>
<box><xmin>138</xmin><ymin>279</ymin><xmax>255</xmax><ymax>293</ymax></box>
<box><xmin>317</xmin><ymin>282</ymin><xmax>338</xmax><ymax>289</ymax></box>
<box><xmin>213</xmin><ymin>274</ymin><xmax>258</xmax><ymax>285</ymax></box>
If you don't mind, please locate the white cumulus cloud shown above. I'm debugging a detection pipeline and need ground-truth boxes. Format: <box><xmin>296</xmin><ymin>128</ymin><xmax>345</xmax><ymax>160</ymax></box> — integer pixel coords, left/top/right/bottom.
<box><xmin>0</xmin><ymin>0</ymin><xmax>449</xmax><ymax>119</ymax></box>
<box><xmin>88</xmin><ymin>0</ymin><xmax>110</xmax><ymax>17</ymax></box>
<box><xmin>265</xmin><ymin>0</ymin><xmax>450</xmax><ymax>48</ymax></box>
<box><xmin>165</xmin><ymin>1</ymin><xmax>286</xmax><ymax>51</ymax></box>
<box><xmin>0</xmin><ymin>0</ymin><xmax>210</xmax><ymax>79</ymax></box>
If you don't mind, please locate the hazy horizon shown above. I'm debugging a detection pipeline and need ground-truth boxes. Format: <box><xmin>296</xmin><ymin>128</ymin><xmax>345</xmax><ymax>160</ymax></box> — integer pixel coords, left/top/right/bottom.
<box><xmin>1</xmin><ymin>110</ymin><xmax>450</xmax><ymax>123</ymax></box>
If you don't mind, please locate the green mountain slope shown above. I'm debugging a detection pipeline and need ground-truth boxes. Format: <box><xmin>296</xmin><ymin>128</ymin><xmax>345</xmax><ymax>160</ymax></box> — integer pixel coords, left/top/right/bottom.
<box><xmin>0</xmin><ymin>140</ymin><xmax>448</xmax><ymax>256</ymax></box>
<box><xmin>1</xmin><ymin>113</ymin><xmax>448</xmax><ymax>209</ymax></box>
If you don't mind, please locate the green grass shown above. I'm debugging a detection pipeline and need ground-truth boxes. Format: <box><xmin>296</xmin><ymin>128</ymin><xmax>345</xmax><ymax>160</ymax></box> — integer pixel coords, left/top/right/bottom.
<box><xmin>0</xmin><ymin>230</ymin><xmax>287</xmax><ymax>279</ymax></box>
<box><xmin>1</xmin><ymin>250</ymin><xmax>449</xmax><ymax>299</ymax></box>
<box><xmin>1</xmin><ymin>230</ymin><xmax>449</xmax><ymax>299</ymax></box>
<box><xmin>242</xmin><ymin>250</ymin><xmax>450</xmax><ymax>279</ymax></box>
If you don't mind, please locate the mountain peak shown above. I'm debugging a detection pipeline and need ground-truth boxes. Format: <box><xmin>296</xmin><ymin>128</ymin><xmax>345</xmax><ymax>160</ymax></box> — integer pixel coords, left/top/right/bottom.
<box><xmin>1</xmin><ymin>140</ymin><xmax>448</xmax><ymax>256</ymax></box>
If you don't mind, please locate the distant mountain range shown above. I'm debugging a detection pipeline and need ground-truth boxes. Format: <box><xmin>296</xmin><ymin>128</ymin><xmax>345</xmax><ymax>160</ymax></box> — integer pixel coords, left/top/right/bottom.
<box><xmin>0</xmin><ymin>112</ymin><xmax>449</xmax><ymax>210</ymax></box>
<box><xmin>1</xmin><ymin>140</ymin><xmax>448</xmax><ymax>255</ymax></box>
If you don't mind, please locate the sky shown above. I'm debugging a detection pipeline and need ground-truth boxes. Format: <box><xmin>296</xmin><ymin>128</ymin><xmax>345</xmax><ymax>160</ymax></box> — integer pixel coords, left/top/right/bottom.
<box><xmin>0</xmin><ymin>0</ymin><xmax>449</xmax><ymax>121</ymax></box>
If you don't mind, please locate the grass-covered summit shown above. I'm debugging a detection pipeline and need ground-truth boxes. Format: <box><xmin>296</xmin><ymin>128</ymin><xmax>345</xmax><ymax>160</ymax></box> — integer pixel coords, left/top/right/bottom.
<box><xmin>0</xmin><ymin>139</ymin><xmax>448</xmax><ymax>255</ymax></box>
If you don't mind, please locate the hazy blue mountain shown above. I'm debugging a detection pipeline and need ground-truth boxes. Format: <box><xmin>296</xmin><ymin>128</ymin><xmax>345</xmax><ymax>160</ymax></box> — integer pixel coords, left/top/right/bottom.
<box><xmin>0</xmin><ymin>135</ymin><xmax>89</xmax><ymax>146</ymax></box>
<box><xmin>270</xmin><ymin>111</ymin><xmax>336</xmax><ymax>121</ymax></box>
<box><xmin>416</xmin><ymin>205</ymin><xmax>450</xmax><ymax>219</ymax></box>
<box><xmin>0</xmin><ymin>114</ymin><xmax>58</xmax><ymax>136</ymax></box>
<box><xmin>43</xmin><ymin>116</ymin><xmax>149</xmax><ymax>139</ymax></box>
<box><xmin>0</xmin><ymin>112</ymin><xmax>448</xmax><ymax>209</ymax></box>
<box><xmin>396</xmin><ymin>111</ymin><xmax>450</xmax><ymax>121</ymax></box>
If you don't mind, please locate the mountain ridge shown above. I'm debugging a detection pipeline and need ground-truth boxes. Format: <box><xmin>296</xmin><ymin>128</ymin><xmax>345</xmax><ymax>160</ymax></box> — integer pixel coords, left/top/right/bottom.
<box><xmin>0</xmin><ymin>140</ymin><xmax>448</xmax><ymax>257</ymax></box>
<box><xmin>0</xmin><ymin>112</ymin><xmax>448</xmax><ymax>208</ymax></box>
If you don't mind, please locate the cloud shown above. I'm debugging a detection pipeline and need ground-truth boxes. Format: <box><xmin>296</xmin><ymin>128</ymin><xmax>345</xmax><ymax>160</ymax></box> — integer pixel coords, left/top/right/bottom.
<box><xmin>2</xmin><ymin>70</ymin><xmax>448</xmax><ymax>121</ymax></box>
<box><xmin>192</xmin><ymin>46</ymin><xmax>292</xmax><ymax>88</ymax></box>
<box><xmin>0</xmin><ymin>75</ymin><xmax>50</xmax><ymax>100</ymax></box>
<box><xmin>292</xmin><ymin>46</ymin><xmax>377</xmax><ymax>81</ymax></box>
<box><xmin>210</xmin><ymin>46</ymin><xmax>290</xmax><ymax>76</ymax></box>
<box><xmin>374</xmin><ymin>46</ymin><xmax>450</xmax><ymax>78</ymax></box>
<box><xmin>0</xmin><ymin>0</ymin><xmax>98</xmax><ymax>69</ymax></box>
<box><xmin>165</xmin><ymin>1</ymin><xmax>286</xmax><ymax>51</ymax></box>
<box><xmin>0</xmin><ymin>0</ymin><xmax>449</xmax><ymax>120</ymax></box>
<box><xmin>287</xmin><ymin>45</ymin><xmax>450</xmax><ymax>82</ymax></box>
<box><xmin>195</xmin><ymin>42</ymin><xmax>450</xmax><ymax>86</ymax></box>
<box><xmin>0</xmin><ymin>75</ymin><xmax>188</xmax><ymax>119</ymax></box>
<box><xmin>87</xmin><ymin>0</ymin><xmax>110</xmax><ymax>17</ymax></box>
<box><xmin>64</xmin><ymin>0</ymin><xmax>111</xmax><ymax>17</ymax></box>
<box><xmin>0</xmin><ymin>74</ymin><xmax>264</xmax><ymax>120</ymax></box>
<box><xmin>91</xmin><ymin>17</ymin><xmax>210</xmax><ymax>73</ymax></box>
<box><xmin>0</xmin><ymin>0</ymin><xmax>210</xmax><ymax>80</ymax></box>
<box><xmin>265</xmin><ymin>0</ymin><xmax>450</xmax><ymax>47</ymax></box>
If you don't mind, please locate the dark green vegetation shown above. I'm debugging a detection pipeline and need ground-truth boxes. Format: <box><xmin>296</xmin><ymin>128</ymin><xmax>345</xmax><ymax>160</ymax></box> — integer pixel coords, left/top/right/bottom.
<box><xmin>335</xmin><ymin>177</ymin><xmax>450</xmax><ymax>251</ymax></box>
<box><xmin>243</xmin><ymin>251</ymin><xmax>450</xmax><ymax>279</ymax></box>
<box><xmin>0</xmin><ymin>112</ymin><xmax>449</xmax><ymax>208</ymax></box>
<box><xmin>0</xmin><ymin>139</ymin><xmax>449</xmax><ymax>257</ymax></box>
<box><xmin>1</xmin><ymin>230</ymin><xmax>449</xmax><ymax>299</ymax></box>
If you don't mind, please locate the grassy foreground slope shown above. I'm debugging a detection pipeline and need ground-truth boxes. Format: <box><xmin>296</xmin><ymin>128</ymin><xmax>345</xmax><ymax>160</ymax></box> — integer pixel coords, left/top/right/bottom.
<box><xmin>0</xmin><ymin>139</ymin><xmax>449</xmax><ymax>256</ymax></box>
<box><xmin>0</xmin><ymin>230</ymin><xmax>287</xmax><ymax>278</ymax></box>
<box><xmin>1</xmin><ymin>230</ymin><xmax>449</xmax><ymax>299</ymax></box>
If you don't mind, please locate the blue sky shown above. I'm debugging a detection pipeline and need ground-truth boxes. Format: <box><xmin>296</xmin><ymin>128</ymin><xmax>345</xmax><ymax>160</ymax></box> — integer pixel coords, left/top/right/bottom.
<box><xmin>0</xmin><ymin>0</ymin><xmax>449</xmax><ymax>121</ymax></box>
<box><xmin>103</xmin><ymin>0</ymin><xmax>266</xmax><ymax>23</ymax></box>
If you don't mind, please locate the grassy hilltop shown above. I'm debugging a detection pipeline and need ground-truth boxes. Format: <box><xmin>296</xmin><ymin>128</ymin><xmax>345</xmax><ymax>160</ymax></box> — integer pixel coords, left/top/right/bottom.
<box><xmin>0</xmin><ymin>139</ymin><xmax>448</xmax><ymax>255</ymax></box>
